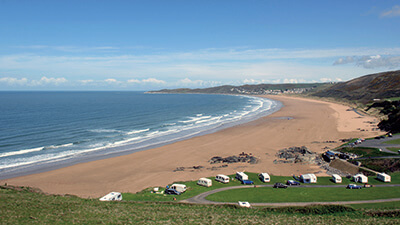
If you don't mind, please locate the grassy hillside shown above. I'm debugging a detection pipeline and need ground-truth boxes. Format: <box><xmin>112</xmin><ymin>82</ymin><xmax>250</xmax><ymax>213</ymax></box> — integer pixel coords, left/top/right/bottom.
<box><xmin>149</xmin><ymin>83</ymin><xmax>326</xmax><ymax>95</ymax></box>
<box><xmin>1</xmin><ymin>186</ymin><xmax>400</xmax><ymax>224</ymax></box>
<box><xmin>311</xmin><ymin>70</ymin><xmax>400</xmax><ymax>103</ymax></box>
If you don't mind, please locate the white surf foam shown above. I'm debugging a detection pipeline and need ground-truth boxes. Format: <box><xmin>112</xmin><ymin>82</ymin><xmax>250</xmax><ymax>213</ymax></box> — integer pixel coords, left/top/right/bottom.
<box><xmin>0</xmin><ymin>147</ymin><xmax>44</xmax><ymax>158</ymax></box>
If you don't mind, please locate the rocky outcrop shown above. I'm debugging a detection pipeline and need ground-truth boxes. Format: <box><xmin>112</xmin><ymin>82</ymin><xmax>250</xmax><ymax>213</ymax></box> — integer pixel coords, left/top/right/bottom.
<box><xmin>274</xmin><ymin>146</ymin><xmax>319</xmax><ymax>164</ymax></box>
<box><xmin>209</xmin><ymin>152</ymin><xmax>258</xmax><ymax>164</ymax></box>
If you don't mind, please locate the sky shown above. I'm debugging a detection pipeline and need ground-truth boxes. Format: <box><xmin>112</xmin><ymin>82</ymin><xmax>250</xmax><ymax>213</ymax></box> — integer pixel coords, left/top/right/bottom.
<box><xmin>0</xmin><ymin>0</ymin><xmax>400</xmax><ymax>91</ymax></box>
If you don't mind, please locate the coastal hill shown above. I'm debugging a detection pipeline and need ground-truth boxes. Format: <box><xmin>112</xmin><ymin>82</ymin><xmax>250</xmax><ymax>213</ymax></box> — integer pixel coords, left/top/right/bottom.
<box><xmin>150</xmin><ymin>70</ymin><xmax>400</xmax><ymax>104</ymax></box>
<box><xmin>149</xmin><ymin>83</ymin><xmax>326</xmax><ymax>95</ymax></box>
<box><xmin>311</xmin><ymin>70</ymin><xmax>400</xmax><ymax>103</ymax></box>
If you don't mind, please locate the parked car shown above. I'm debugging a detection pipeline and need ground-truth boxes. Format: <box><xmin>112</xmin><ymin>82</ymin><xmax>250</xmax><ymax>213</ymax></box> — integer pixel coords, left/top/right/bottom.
<box><xmin>346</xmin><ymin>184</ymin><xmax>362</xmax><ymax>189</ymax></box>
<box><xmin>164</xmin><ymin>188</ymin><xmax>181</xmax><ymax>195</ymax></box>
<box><xmin>286</xmin><ymin>180</ymin><xmax>300</xmax><ymax>186</ymax></box>
<box><xmin>241</xmin><ymin>180</ymin><xmax>254</xmax><ymax>185</ymax></box>
<box><xmin>273</xmin><ymin>183</ymin><xmax>288</xmax><ymax>189</ymax></box>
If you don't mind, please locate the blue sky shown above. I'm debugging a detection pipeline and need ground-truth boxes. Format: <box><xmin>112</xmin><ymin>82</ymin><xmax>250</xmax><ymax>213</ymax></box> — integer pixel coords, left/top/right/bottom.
<box><xmin>1</xmin><ymin>0</ymin><xmax>400</xmax><ymax>90</ymax></box>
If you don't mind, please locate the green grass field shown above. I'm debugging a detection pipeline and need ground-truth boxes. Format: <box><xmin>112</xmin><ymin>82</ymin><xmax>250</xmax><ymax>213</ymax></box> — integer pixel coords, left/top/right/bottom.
<box><xmin>205</xmin><ymin>186</ymin><xmax>400</xmax><ymax>203</ymax></box>
<box><xmin>387</xmin><ymin>147</ymin><xmax>400</xmax><ymax>153</ymax></box>
<box><xmin>123</xmin><ymin>172</ymin><xmax>400</xmax><ymax>202</ymax></box>
<box><xmin>1</xmin><ymin>186</ymin><xmax>400</xmax><ymax>224</ymax></box>
<box><xmin>384</xmin><ymin>138</ymin><xmax>400</xmax><ymax>145</ymax></box>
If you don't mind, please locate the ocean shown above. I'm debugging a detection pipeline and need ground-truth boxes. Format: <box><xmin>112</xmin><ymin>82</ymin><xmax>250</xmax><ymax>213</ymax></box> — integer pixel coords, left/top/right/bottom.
<box><xmin>0</xmin><ymin>92</ymin><xmax>281</xmax><ymax>179</ymax></box>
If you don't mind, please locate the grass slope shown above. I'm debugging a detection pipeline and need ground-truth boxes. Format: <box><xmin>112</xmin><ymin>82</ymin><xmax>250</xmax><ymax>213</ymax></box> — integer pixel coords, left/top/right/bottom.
<box><xmin>1</xmin><ymin>187</ymin><xmax>400</xmax><ymax>224</ymax></box>
<box><xmin>205</xmin><ymin>186</ymin><xmax>400</xmax><ymax>203</ymax></box>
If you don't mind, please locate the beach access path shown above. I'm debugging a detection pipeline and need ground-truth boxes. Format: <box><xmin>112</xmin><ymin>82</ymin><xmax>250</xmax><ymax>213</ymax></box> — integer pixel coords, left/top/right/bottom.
<box><xmin>0</xmin><ymin>95</ymin><xmax>385</xmax><ymax>198</ymax></box>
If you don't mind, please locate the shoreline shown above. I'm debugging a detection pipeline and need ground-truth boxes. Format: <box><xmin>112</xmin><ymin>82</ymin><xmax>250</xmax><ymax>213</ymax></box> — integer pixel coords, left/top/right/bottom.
<box><xmin>0</xmin><ymin>95</ymin><xmax>384</xmax><ymax>198</ymax></box>
<box><xmin>0</xmin><ymin>95</ymin><xmax>282</xmax><ymax>180</ymax></box>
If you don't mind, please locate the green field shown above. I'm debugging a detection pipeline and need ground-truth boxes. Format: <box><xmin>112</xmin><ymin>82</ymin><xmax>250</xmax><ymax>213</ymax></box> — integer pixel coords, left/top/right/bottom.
<box><xmin>339</xmin><ymin>147</ymin><xmax>396</xmax><ymax>157</ymax></box>
<box><xmin>1</xmin><ymin>186</ymin><xmax>400</xmax><ymax>224</ymax></box>
<box><xmin>123</xmin><ymin>173</ymin><xmax>293</xmax><ymax>201</ymax></box>
<box><xmin>123</xmin><ymin>172</ymin><xmax>400</xmax><ymax>202</ymax></box>
<box><xmin>205</xmin><ymin>186</ymin><xmax>400</xmax><ymax>203</ymax></box>
<box><xmin>384</xmin><ymin>138</ymin><xmax>400</xmax><ymax>145</ymax></box>
<box><xmin>387</xmin><ymin>147</ymin><xmax>400</xmax><ymax>153</ymax></box>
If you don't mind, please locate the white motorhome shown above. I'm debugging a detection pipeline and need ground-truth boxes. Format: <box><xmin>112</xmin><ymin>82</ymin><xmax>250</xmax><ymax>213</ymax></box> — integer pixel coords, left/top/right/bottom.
<box><xmin>377</xmin><ymin>173</ymin><xmax>391</xmax><ymax>182</ymax></box>
<box><xmin>215</xmin><ymin>174</ymin><xmax>230</xmax><ymax>184</ymax></box>
<box><xmin>170</xmin><ymin>184</ymin><xmax>187</xmax><ymax>193</ymax></box>
<box><xmin>353</xmin><ymin>174</ymin><xmax>368</xmax><ymax>183</ymax></box>
<box><xmin>99</xmin><ymin>192</ymin><xmax>122</xmax><ymax>201</ymax></box>
<box><xmin>331</xmin><ymin>174</ymin><xmax>342</xmax><ymax>183</ymax></box>
<box><xmin>236</xmin><ymin>172</ymin><xmax>248</xmax><ymax>181</ymax></box>
<box><xmin>197</xmin><ymin>178</ymin><xmax>212</xmax><ymax>187</ymax></box>
<box><xmin>258</xmin><ymin>173</ymin><xmax>270</xmax><ymax>182</ymax></box>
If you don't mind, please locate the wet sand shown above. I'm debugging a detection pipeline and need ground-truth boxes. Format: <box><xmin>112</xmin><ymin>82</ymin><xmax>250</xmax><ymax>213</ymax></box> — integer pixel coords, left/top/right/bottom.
<box><xmin>0</xmin><ymin>95</ymin><xmax>383</xmax><ymax>198</ymax></box>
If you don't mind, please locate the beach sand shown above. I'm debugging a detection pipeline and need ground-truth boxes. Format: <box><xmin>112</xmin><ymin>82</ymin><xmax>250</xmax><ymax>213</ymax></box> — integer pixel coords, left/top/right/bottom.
<box><xmin>0</xmin><ymin>95</ymin><xmax>384</xmax><ymax>198</ymax></box>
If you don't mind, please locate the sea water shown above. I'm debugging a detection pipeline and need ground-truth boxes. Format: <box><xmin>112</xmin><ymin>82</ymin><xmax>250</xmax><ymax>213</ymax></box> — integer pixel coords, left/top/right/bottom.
<box><xmin>0</xmin><ymin>92</ymin><xmax>281</xmax><ymax>179</ymax></box>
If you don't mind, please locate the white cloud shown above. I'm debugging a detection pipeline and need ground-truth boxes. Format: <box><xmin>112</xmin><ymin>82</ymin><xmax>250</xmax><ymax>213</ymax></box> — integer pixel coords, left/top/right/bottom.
<box><xmin>127</xmin><ymin>79</ymin><xmax>141</xmax><ymax>83</ymax></box>
<box><xmin>79</xmin><ymin>79</ymin><xmax>94</xmax><ymax>84</ymax></box>
<box><xmin>381</xmin><ymin>5</ymin><xmax>400</xmax><ymax>17</ymax></box>
<box><xmin>283</xmin><ymin>78</ymin><xmax>306</xmax><ymax>83</ymax></box>
<box><xmin>0</xmin><ymin>77</ymin><xmax>28</xmax><ymax>85</ymax></box>
<box><xmin>30</xmin><ymin>76</ymin><xmax>67</xmax><ymax>86</ymax></box>
<box><xmin>1</xmin><ymin>46</ymin><xmax>399</xmax><ymax>90</ymax></box>
<box><xmin>243</xmin><ymin>79</ymin><xmax>266</xmax><ymax>84</ymax></box>
<box><xmin>334</xmin><ymin>55</ymin><xmax>400</xmax><ymax>69</ymax></box>
<box><xmin>177</xmin><ymin>78</ymin><xmax>204</xmax><ymax>86</ymax></box>
<box><xmin>16</xmin><ymin>45</ymin><xmax>120</xmax><ymax>53</ymax></box>
<box><xmin>104</xmin><ymin>78</ymin><xmax>118</xmax><ymax>83</ymax></box>
<box><xmin>333</xmin><ymin>56</ymin><xmax>355</xmax><ymax>65</ymax></box>
<box><xmin>141</xmin><ymin>78</ymin><xmax>166</xmax><ymax>84</ymax></box>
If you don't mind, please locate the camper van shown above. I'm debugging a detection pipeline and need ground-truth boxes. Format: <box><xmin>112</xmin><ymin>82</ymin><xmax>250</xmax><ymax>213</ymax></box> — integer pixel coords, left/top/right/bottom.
<box><xmin>258</xmin><ymin>173</ymin><xmax>270</xmax><ymax>182</ymax></box>
<box><xmin>377</xmin><ymin>173</ymin><xmax>391</xmax><ymax>182</ymax></box>
<box><xmin>215</xmin><ymin>174</ymin><xmax>230</xmax><ymax>184</ymax></box>
<box><xmin>300</xmin><ymin>174</ymin><xmax>317</xmax><ymax>183</ymax></box>
<box><xmin>236</xmin><ymin>172</ymin><xmax>248</xmax><ymax>181</ymax></box>
<box><xmin>170</xmin><ymin>184</ymin><xmax>187</xmax><ymax>193</ymax></box>
<box><xmin>99</xmin><ymin>192</ymin><xmax>122</xmax><ymax>201</ymax></box>
<box><xmin>197</xmin><ymin>178</ymin><xmax>212</xmax><ymax>187</ymax></box>
<box><xmin>332</xmin><ymin>174</ymin><xmax>342</xmax><ymax>183</ymax></box>
<box><xmin>353</xmin><ymin>174</ymin><xmax>368</xmax><ymax>183</ymax></box>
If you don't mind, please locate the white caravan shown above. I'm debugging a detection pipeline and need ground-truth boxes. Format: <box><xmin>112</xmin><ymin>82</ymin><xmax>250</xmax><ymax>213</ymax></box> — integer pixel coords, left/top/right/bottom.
<box><xmin>236</xmin><ymin>172</ymin><xmax>248</xmax><ymax>181</ymax></box>
<box><xmin>353</xmin><ymin>174</ymin><xmax>368</xmax><ymax>183</ymax></box>
<box><xmin>377</xmin><ymin>173</ymin><xmax>391</xmax><ymax>182</ymax></box>
<box><xmin>331</xmin><ymin>174</ymin><xmax>342</xmax><ymax>183</ymax></box>
<box><xmin>197</xmin><ymin>178</ymin><xmax>212</xmax><ymax>187</ymax></box>
<box><xmin>215</xmin><ymin>174</ymin><xmax>230</xmax><ymax>184</ymax></box>
<box><xmin>170</xmin><ymin>184</ymin><xmax>187</xmax><ymax>193</ymax></box>
<box><xmin>258</xmin><ymin>173</ymin><xmax>270</xmax><ymax>182</ymax></box>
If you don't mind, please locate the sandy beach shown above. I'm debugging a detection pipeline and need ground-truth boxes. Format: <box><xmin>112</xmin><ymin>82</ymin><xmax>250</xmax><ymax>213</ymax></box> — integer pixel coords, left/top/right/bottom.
<box><xmin>0</xmin><ymin>95</ymin><xmax>384</xmax><ymax>198</ymax></box>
